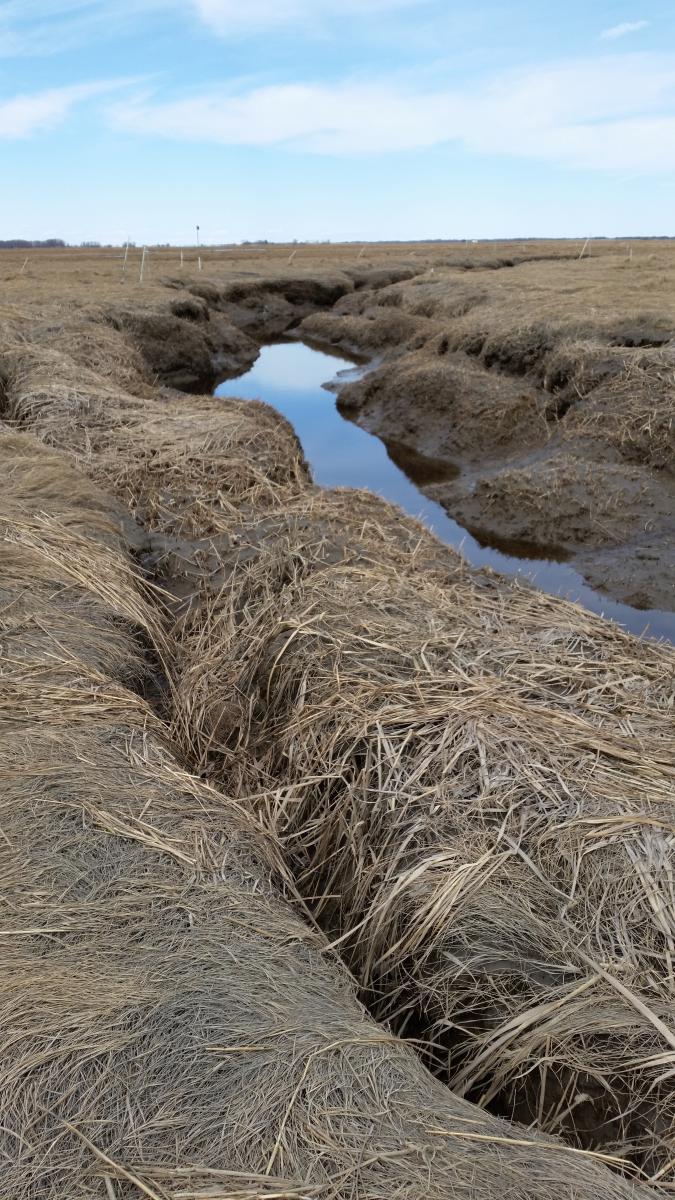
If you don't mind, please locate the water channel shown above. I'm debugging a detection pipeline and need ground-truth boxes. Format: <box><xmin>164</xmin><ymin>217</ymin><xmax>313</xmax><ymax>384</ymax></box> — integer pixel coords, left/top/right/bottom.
<box><xmin>215</xmin><ymin>340</ymin><xmax>674</xmax><ymax>643</ymax></box>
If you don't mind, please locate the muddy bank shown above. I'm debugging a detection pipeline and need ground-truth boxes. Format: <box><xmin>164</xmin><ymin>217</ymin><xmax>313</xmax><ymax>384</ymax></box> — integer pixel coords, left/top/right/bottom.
<box><xmin>1</xmin><ymin>250</ymin><xmax>672</xmax><ymax>613</ymax></box>
<box><xmin>0</xmin><ymin>263</ymin><xmax>397</xmax><ymax>399</ymax></box>
<box><xmin>105</xmin><ymin>275</ymin><xmax>341</xmax><ymax>392</ymax></box>
<box><xmin>124</xmin><ymin>264</ymin><xmax>421</xmax><ymax>389</ymax></box>
<box><xmin>299</xmin><ymin>258</ymin><xmax>675</xmax><ymax>612</ymax></box>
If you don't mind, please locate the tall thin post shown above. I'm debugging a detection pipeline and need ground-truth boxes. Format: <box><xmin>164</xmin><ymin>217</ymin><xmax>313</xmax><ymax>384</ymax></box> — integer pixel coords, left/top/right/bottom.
<box><xmin>139</xmin><ymin>246</ymin><xmax>147</xmax><ymax>282</ymax></box>
<box><xmin>180</xmin><ymin>248</ymin><xmax>184</xmax><ymax>268</ymax></box>
<box><xmin>198</xmin><ymin>256</ymin><xmax>202</xmax><ymax>271</ymax></box>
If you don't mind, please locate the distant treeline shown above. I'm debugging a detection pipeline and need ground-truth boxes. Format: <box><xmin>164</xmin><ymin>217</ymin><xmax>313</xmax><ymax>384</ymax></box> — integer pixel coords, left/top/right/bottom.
<box><xmin>0</xmin><ymin>239</ymin><xmax>66</xmax><ymax>249</ymax></box>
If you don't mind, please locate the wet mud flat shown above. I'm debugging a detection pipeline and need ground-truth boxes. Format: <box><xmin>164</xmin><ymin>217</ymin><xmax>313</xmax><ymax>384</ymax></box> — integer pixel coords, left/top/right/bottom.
<box><xmin>297</xmin><ymin>252</ymin><xmax>675</xmax><ymax>615</ymax></box>
<box><xmin>217</xmin><ymin>340</ymin><xmax>675</xmax><ymax>641</ymax></box>
<box><xmin>1</xmin><ymin>241</ymin><xmax>672</xmax><ymax>618</ymax></box>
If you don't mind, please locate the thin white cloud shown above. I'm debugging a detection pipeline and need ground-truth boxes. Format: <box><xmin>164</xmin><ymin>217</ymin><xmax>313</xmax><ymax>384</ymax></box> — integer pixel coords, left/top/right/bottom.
<box><xmin>106</xmin><ymin>53</ymin><xmax>675</xmax><ymax>169</ymax></box>
<box><xmin>601</xmin><ymin>20</ymin><xmax>649</xmax><ymax>40</ymax></box>
<box><xmin>0</xmin><ymin>0</ymin><xmax>427</xmax><ymax>55</ymax></box>
<box><xmin>0</xmin><ymin>79</ymin><xmax>136</xmax><ymax>137</ymax></box>
<box><xmin>0</xmin><ymin>1</ymin><xmax>173</xmax><ymax>57</ymax></box>
<box><xmin>192</xmin><ymin>0</ymin><xmax>429</xmax><ymax>33</ymax></box>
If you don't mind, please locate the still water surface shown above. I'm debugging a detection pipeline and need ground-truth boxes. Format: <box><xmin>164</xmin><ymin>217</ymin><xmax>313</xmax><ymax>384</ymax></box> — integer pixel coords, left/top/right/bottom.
<box><xmin>216</xmin><ymin>341</ymin><xmax>674</xmax><ymax>643</ymax></box>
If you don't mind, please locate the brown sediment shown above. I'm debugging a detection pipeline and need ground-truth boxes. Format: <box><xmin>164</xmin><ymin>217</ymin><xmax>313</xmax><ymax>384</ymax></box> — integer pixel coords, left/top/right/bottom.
<box><xmin>299</xmin><ymin>252</ymin><xmax>675</xmax><ymax>612</ymax></box>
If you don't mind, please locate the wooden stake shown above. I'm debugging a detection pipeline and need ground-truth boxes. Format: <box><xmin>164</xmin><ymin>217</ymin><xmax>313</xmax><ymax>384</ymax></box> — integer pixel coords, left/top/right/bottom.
<box><xmin>139</xmin><ymin>247</ymin><xmax>147</xmax><ymax>282</ymax></box>
<box><xmin>20</xmin><ymin>257</ymin><xmax>29</xmax><ymax>274</ymax></box>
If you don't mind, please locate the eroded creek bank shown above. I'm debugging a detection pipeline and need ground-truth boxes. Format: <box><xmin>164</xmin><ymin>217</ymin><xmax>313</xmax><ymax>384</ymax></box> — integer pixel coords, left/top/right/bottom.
<box><xmin>10</xmin><ymin>257</ymin><xmax>666</xmax><ymax>633</ymax></box>
<box><xmin>215</xmin><ymin>339</ymin><xmax>674</xmax><ymax>642</ymax></box>
<box><xmin>144</xmin><ymin>265</ymin><xmax>418</xmax><ymax>390</ymax></box>
<box><xmin>139</xmin><ymin>261</ymin><xmax>673</xmax><ymax>621</ymax></box>
<box><xmin>293</xmin><ymin>269</ymin><xmax>674</xmax><ymax>617</ymax></box>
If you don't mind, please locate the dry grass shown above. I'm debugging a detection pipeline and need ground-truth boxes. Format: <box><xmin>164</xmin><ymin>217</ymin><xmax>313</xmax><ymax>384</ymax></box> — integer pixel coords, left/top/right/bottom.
<box><xmin>169</xmin><ymin>484</ymin><xmax>675</xmax><ymax>1183</ymax></box>
<box><xmin>2</xmin><ymin>247</ymin><xmax>675</xmax><ymax>1193</ymax></box>
<box><xmin>0</xmin><ymin>324</ymin><xmax>305</xmax><ymax>540</ymax></box>
<box><xmin>0</xmin><ymin>238</ymin><xmax>624</xmax><ymax>299</ymax></box>
<box><xmin>305</xmin><ymin>250</ymin><xmax>675</xmax><ymax>477</ymax></box>
<box><xmin>564</xmin><ymin>356</ymin><xmax>675</xmax><ymax>472</ymax></box>
<box><xmin>376</xmin><ymin>253</ymin><xmax>675</xmax><ymax>347</ymax></box>
<box><xmin>2</xmin><ymin>438</ymin><xmax>656</xmax><ymax>1199</ymax></box>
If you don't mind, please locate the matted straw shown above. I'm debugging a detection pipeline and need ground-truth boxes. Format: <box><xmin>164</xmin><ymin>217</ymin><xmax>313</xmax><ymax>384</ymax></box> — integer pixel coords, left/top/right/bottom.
<box><xmin>3</xmin><ymin>435</ymin><xmax>659</xmax><ymax>1199</ymax></box>
<box><xmin>2</xmin><ymin>293</ymin><xmax>674</xmax><ymax>1189</ymax></box>
<box><xmin>171</xmin><ymin>485</ymin><xmax>675</xmax><ymax>1183</ymax></box>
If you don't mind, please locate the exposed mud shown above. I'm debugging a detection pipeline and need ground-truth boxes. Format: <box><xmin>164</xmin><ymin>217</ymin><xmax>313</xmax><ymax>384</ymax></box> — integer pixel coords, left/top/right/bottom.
<box><xmin>1</xmin><ymin>243</ymin><xmax>672</xmax><ymax>615</ymax></box>
<box><xmin>152</xmin><ymin>266</ymin><xmax>418</xmax><ymax>386</ymax></box>
<box><xmin>336</xmin><ymin>347</ymin><xmax>547</xmax><ymax>464</ymax></box>
<box><xmin>299</xmin><ymin>259</ymin><xmax>675</xmax><ymax>613</ymax></box>
<box><xmin>108</xmin><ymin>306</ymin><xmax>259</xmax><ymax>391</ymax></box>
<box><xmin>115</xmin><ymin>254</ymin><xmax>674</xmax><ymax>614</ymax></box>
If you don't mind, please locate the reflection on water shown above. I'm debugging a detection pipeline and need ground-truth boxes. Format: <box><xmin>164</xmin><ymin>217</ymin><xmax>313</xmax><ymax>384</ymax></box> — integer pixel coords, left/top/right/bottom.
<box><xmin>384</xmin><ymin>439</ymin><xmax>460</xmax><ymax>486</ymax></box>
<box><xmin>215</xmin><ymin>341</ymin><xmax>674</xmax><ymax>643</ymax></box>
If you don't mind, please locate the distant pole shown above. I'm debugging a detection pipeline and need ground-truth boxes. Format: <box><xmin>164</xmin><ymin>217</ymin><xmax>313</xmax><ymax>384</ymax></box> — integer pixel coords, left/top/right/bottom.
<box><xmin>180</xmin><ymin>248</ymin><xmax>184</xmax><ymax>268</ymax></box>
<box><xmin>198</xmin><ymin>256</ymin><xmax>202</xmax><ymax>271</ymax></box>
<box><xmin>122</xmin><ymin>240</ymin><xmax>129</xmax><ymax>274</ymax></box>
<box><xmin>196</xmin><ymin>225</ymin><xmax>200</xmax><ymax>247</ymax></box>
<box><xmin>139</xmin><ymin>246</ymin><xmax>147</xmax><ymax>282</ymax></box>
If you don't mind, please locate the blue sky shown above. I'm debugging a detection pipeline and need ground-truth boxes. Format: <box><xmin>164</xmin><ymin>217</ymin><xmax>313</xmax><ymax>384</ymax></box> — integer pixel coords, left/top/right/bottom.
<box><xmin>1</xmin><ymin>1</ymin><xmax>674</xmax><ymax>243</ymax></box>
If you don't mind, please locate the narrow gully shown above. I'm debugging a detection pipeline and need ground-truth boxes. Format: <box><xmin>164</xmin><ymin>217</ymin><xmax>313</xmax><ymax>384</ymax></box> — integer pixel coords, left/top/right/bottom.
<box><xmin>215</xmin><ymin>340</ymin><xmax>674</xmax><ymax>643</ymax></box>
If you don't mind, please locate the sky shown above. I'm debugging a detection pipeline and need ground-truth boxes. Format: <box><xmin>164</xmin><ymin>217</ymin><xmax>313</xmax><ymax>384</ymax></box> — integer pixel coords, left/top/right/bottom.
<box><xmin>1</xmin><ymin>1</ymin><xmax>674</xmax><ymax>243</ymax></box>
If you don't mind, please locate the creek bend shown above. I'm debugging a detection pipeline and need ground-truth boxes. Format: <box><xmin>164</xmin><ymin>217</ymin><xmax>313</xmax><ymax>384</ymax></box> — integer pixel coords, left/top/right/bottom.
<box><xmin>215</xmin><ymin>340</ymin><xmax>674</xmax><ymax>643</ymax></box>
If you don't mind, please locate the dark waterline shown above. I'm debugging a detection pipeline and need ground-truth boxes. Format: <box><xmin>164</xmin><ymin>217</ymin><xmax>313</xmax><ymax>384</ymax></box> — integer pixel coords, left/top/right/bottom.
<box><xmin>215</xmin><ymin>341</ymin><xmax>674</xmax><ymax>643</ymax></box>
